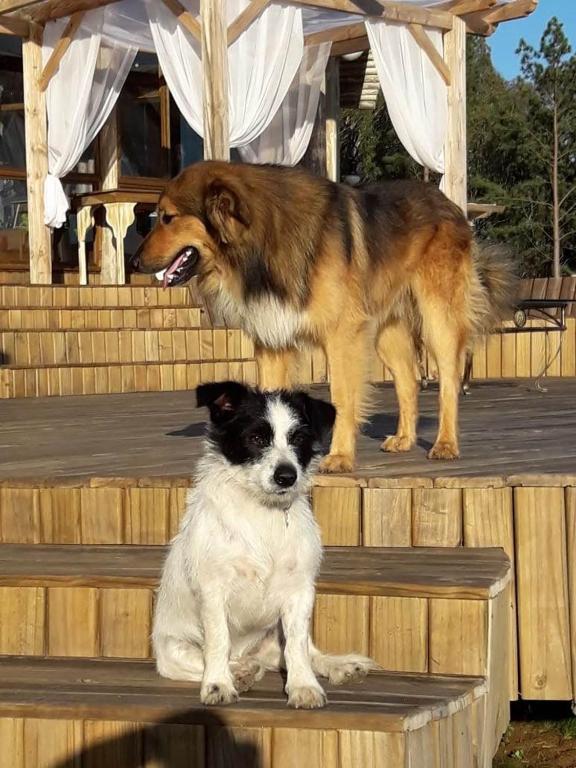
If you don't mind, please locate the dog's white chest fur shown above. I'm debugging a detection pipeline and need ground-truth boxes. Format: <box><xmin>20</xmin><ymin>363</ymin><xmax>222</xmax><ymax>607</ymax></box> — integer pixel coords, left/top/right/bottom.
<box><xmin>212</xmin><ymin>291</ymin><xmax>304</xmax><ymax>349</ymax></box>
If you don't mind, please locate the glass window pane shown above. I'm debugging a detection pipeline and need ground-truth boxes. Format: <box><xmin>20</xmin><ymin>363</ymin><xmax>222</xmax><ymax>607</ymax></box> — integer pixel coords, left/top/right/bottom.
<box><xmin>0</xmin><ymin>34</ymin><xmax>25</xmax><ymax>170</ymax></box>
<box><xmin>0</xmin><ymin>178</ymin><xmax>28</xmax><ymax>264</ymax></box>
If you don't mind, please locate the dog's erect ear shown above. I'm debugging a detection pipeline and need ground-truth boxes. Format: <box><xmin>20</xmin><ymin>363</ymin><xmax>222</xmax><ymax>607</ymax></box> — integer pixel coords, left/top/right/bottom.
<box><xmin>293</xmin><ymin>392</ymin><xmax>336</xmax><ymax>445</ymax></box>
<box><xmin>205</xmin><ymin>181</ymin><xmax>251</xmax><ymax>244</ymax></box>
<box><xmin>196</xmin><ymin>381</ymin><xmax>250</xmax><ymax>423</ymax></box>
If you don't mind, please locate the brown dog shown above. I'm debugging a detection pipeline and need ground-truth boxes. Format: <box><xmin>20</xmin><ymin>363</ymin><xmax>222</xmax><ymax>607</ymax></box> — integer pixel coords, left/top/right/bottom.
<box><xmin>133</xmin><ymin>161</ymin><xmax>514</xmax><ymax>473</ymax></box>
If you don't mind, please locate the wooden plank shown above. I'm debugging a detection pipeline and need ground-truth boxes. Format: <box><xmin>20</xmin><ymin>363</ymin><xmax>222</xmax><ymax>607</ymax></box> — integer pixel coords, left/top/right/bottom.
<box><xmin>22</xmin><ymin>25</ymin><xmax>52</xmax><ymax>284</ymax></box>
<box><xmin>80</xmin><ymin>488</ymin><xmax>124</xmax><ymax>544</ymax></box>
<box><xmin>463</xmin><ymin>487</ymin><xmax>517</xmax><ymax>699</ymax></box>
<box><xmin>412</xmin><ymin>489</ymin><xmax>462</xmax><ymax>546</ymax></box>
<box><xmin>0</xmin><ymin>587</ymin><xmax>45</xmax><ymax>654</ymax></box>
<box><xmin>206</xmin><ymin>726</ymin><xmax>270</xmax><ymax>768</ymax></box>
<box><xmin>201</xmin><ymin>0</ymin><xmax>229</xmax><ymax>160</ymax></box>
<box><xmin>339</xmin><ymin>730</ymin><xmax>406</xmax><ymax>768</ymax></box>
<box><xmin>39</xmin><ymin>12</ymin><xmax>85</xmax><ymax>91</ymax></box>
<box><xmin>305</xmin><ymin>20</ymin><xmax>365</xmax><ymax>47</ymax></box>
<box><xmin>272</xmin><ymin>729</ymin><xmax>338</xmax><ymax>768</ymax></box>
<box><xmin>0</xmin><ymin>488</ymin><xmax>40</xmax><ymax>544</ymax></box>
<box><xmin>124</xmin><ymin>488</ymin><xmax>170</xmax><ymax>544</ymax></box>
<box><xmin>561</xmin><ymin>318</ymin><xmax>576</xmax><ymax>376</ymax></box>
<box><xmin>429</xmin><ymin>599</ymin><xmax>487</xmax><ymax>676</ymax></box>
<box><xmin>325</xmin><ymin>57</ymin><xmax>340</xmax><ymax>183</ymax></box>
<box><xmin>514</xmin><ymin>487</ymin><xmax>572</xmax><ymax>699</ymax></box>
<box><xmin>370</xmin><ymin>596</ymin><xmax>428</xmax><ymax>673</ymax></box>
<box><xmin>100</xmin><ymin>588</ymin><xmax>152</xmax><ymax>658</ymax></box>
<box><xmin>362</xmin><ymin>489</ymin><xmax>412</xmax><ymax>546</ymax></box>
<box><xmin>312</xmin><ymin>487</ymin><xmax>361</xmax><ymax>545</ymax></box>
<box><xmin>144</xmin><ymin>723</ymin><xmax>205</xmax><ymax>768</ymax></box>
<box><xmin>313</xmin><ymin>594</ymin><xmax>370</xmax><ymax>656</ymax></box>
<box><xmin>47</xmin><ymin>587</ymin><xmax>99</xmax><ymax>656</ymax></box>
<box><xmin>443</xmin><ymin>16</ymin><xmax>467</xmax><ymax>212</ymax></box>
<box><xmin>83</xmin><ymin>720</ymin><xmax>143</xmax><ymax>768</ymax></box>
<box><xmin>24</xmin><ymin>718</ymin><xmax>83</xmax><ymax>767</ymax></box>
<box><xmin>289</xmin><ymin>0</ymin><xmax>454</xmax><ymax>29</ymax></box>
<box><xmin>162</xmin><ymin>0</ymin><xmax>201</xmax><ymax>41</ymax></box>
<box><xmin>408</xmin><ymin>23</ymin><xmax>451</xmax><ymax>85</ymax></box>
<box><xmin>566</xmin><ymin>488</ymin><xmax>576</xmax><ymax>699</ymax></box>
<box><xmin>0</xmin><ymin>719</ymin><xmax>23</xmax><ymax>768</ymax></box>
<box><xmin>227</xmin><ymin>0</ymin><xmax>270</xmax><ymax>45</ymax></box>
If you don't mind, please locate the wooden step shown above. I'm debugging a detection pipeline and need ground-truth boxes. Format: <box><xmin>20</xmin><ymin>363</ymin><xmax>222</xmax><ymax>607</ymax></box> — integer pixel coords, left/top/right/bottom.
<box><xmin>0</xmin><ymin>543</ymin><xmax>511</xmax><ymax>759</ymax></box>
<box><xmin>0</xmin><ymin>306</ymin><xmax>204</xmax><ymax>330</ymax></box>
<box><xmin>0</xmin><ymin>359</ymin><xmax>257</xmax><ymax>398</ymax></box>
<box><xmin>0</xmin><ymin>328</ymin><xmax>254</xmax><ymax>367</ymax></box>
<box><xmin>0</xmin><ymin>656</ymin><xmax>487</xmax><ymax>768</ymax></box>
<box><xmin>0</xmin><ymin>285</ymin><xmax>192</xmax><ymax>308</ymax></box>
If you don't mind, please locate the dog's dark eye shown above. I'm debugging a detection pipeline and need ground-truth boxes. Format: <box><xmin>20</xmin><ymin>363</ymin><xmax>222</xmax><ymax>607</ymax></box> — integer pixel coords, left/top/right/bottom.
<box><xmin>161</xmin><ymin>213</ymin><xmax>176</xmax><ymax>225</ymax></box>
<box><xmin>290</xmin><ymin>429</ymin><xmax>310</xmax><ymax>447</ymax></box>
<box><xmin>249</xmin><ymin>433</ymin><xmax>269</xmax><ymax>448</ymax></box>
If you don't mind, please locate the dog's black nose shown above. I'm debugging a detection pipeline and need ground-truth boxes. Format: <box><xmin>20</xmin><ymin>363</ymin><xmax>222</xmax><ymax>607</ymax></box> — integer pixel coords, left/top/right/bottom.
<box><xmin>274</xmin><ymin>464</ymin><xmax>297</xmax><ymax>488</ymax></box>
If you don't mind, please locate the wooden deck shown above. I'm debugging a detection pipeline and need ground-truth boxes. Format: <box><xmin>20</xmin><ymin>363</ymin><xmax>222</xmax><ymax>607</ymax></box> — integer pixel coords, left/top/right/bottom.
<box><xmin>1</xmin><ymin>378</ymin><xmax>575</xmax><ymax>480</ymax></box>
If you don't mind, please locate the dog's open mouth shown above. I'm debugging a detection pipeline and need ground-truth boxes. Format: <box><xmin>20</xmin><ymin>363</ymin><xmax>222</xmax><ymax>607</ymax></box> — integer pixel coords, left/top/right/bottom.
<box><xmin>155</xmin><ymin>247</ymin><xmax>199</xmax><ymax>288</ymax></box>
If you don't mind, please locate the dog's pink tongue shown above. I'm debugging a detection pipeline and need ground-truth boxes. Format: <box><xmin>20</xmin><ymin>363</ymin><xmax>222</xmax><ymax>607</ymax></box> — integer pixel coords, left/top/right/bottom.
<box><xmin>163</xmin><ymin>253</ymin><xmax>186</xmax><ymax>289</ymax></box>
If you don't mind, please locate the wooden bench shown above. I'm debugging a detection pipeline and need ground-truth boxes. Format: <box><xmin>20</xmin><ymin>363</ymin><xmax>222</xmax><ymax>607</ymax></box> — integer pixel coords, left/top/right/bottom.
<box><xmin>71</xmin><ymin>190</ymin><xmax>159</xmax><ymax>286</ymax></box>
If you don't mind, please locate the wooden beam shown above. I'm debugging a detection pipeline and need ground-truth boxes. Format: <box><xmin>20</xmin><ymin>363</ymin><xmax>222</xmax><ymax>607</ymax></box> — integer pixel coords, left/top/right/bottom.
<box><xmin>443</xmin><ymin>16</ymin><xmax>467</xmax><ymax>213</ymax></box>
<box><xmin>437</xmin><ymin>0</ymin><xmax>495</xmax><ymax>13</ymax></box>
<box><xmin>408</xmin><ymin>23</ymin><xmax>451</xmax><ymax>86</ymax></box>
<box><xmin>201</xmin><ymin>0</ymin><xmax>229</xmax><ymax>160</ymax></box>
<box><xmin>39</xmin><ymin>12</ymin><xmax>85</xmax><ymax>92</ymax></box>
<box><xmin>227</xmin><ymin>0</ymin><xmax>270</xmax><ymax>46</ymax></box>
<box><xmin>325</xmin><ymin>58</ymin><xmax>340</xmax><ymax>182</ymax></box>
<box><xmin>0</xmin><ymin>0</ymin><xmax>40</xmax><ymax>13</ymax></box>
<box><xmin>161</xmin><ymin>0</ymin><xmax>201</xmax><ymax>42</ymax></box>
<box><xmin>98</xmin><ymin>105</ymin><xmax>121</xmax><ymax>286</ymax></box>
<box><xmin>484</xmin><ymin>0</ymin><xmax>537</xmax><ymax>24</ymax></box>
<box><xmin>305</xmin><ymin>21</ymin><xmax>366</xmax><ymax>47</ymax></box>
<box><xmin>330</xmin><ymin>36</ymin><xmax>370</xmax><ymax>57</ymax></box>
<box><xmin>22</xmin><ymin>24</ymin><xmax>52</xmax><ymax>284</ymax></box>
<box><xmin>290</xmin><ymin>0</ymin><xmax>454</xmax><ymax>30</ymax></box>
<box><xmin>0</xmin><ymin>15</ymin><xmax>30</xmax><ymax>35</ymax></box>
<box><xmin>28</xmin><ymin>0</ymin><xmax>116</xmax><ymax>23</ymax></box>
<box><xmin>462</xmin><ymin>10</ymin><xmax>494</xmax><ymax>35</ymax></box>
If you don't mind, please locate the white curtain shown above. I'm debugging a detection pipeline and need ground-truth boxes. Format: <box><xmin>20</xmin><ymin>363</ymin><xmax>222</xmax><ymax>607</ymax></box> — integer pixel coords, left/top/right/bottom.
<box><xmin>240</xmin><ymin>42</ymin><xmax>331</xmax><ymax>166</ymax></box>
<box><xmin>42</xmin><ymin>9</ymin><xmax>136</xmax><ymax>228</ymax></box>
<box><xmin>148</xmin><ymin>0</ymin><xmax>304</xmax><ymax>147</ymax></box>
<box><xmin>365</xmin><ymin>19</ymin><xmax>447</xmax><ymax>176</ymax></box>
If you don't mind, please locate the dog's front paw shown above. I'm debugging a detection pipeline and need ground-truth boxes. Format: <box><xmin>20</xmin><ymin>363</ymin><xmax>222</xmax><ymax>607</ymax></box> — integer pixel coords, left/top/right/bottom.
<box><xmin>428</xmin><ymin>441</ymin><xmax>460</xmax><ymax>460</ymax></box>
<box><xmin>201</xmin><ymin>681</ymin><xmax>239</xmax><ymax>706</ymax></box>
<box><xmin>287</xmin><ymin>685</ymin><xmax>327</xmax><ymax>709</ymax></box>
<box><xmin>319</xmin><ymin>453</ymin><xmax>354</xmax><ymax>474</ymax></box>
<box><xmin>231</xmin><ymin>658</ymin><xmax>265</xmax><ymax>693</ymax></box>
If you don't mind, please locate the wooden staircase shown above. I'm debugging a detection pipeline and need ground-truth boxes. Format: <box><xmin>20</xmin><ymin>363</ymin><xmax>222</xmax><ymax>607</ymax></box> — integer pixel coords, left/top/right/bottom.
<box><xmin>0</xmin><ymin>285</ymin><xmax>258</xmax><ymax>398</ymax></box>
<box><xmin>0</xmin><ymin>542</ymin><xmax>511</xmax><ymax>767</ymax></box>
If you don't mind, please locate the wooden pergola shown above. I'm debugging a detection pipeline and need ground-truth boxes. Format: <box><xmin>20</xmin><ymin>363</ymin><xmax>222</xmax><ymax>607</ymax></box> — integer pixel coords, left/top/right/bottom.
<box><xmin>0</xmin><ymin>0</ymin><xmax>537</xmax><ymax>284</ymax></box>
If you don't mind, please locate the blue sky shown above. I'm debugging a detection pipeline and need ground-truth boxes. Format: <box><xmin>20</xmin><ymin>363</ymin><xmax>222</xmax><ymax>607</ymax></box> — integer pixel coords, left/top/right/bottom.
<box><xmin>489</xmin><ymin>0</ymin><xmax>575</xmax><ymax>80</ymax></box>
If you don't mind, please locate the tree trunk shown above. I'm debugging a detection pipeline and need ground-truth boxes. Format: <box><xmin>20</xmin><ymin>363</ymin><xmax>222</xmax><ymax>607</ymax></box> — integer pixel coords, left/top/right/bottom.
<box><xmin>552</xmin><ymin>101</ymin><xmax>561</xmax><ymax>277</ymax></box>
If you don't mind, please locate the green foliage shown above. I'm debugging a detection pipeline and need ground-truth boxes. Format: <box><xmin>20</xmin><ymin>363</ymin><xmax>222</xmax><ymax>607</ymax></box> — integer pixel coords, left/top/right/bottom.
<box><xmin>339</xmin><ymin>19</ymin><xmax>576</xmax><ymax>277</ymax></box>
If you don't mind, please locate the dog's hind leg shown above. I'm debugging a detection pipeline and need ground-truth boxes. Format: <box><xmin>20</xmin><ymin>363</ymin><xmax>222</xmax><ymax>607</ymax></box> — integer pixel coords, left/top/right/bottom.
<box><xmin>376</xmin><ymin>320</ymin><xmax>419</xmax><ymax>453</ymax></box>
<box><xmin>309</xmin><ymin>642</ymin><xmax>377</xmax><ymax>685</ymax></box>
<box><xmin>420</xmin><ymin>301</ymin><xmax>467</xmax><ymax>460</ymax></box>
<box><xmin>154</xmin><ymin>635</ymin><xmax>204</xmax><ymax>681</ymax></box>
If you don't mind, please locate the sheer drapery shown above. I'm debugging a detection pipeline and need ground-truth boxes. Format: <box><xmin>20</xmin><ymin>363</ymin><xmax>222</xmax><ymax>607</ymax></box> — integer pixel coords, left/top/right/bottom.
<box><xmin>240</xmin><ymin>42</ymin><xmax>331</xmax><ymax>166</ymax></box>
<box><xmin>365</xmin><ymin>19</ymin><xmax>447</xmax><ymax>176</ymax></box>
<box><xmin>42</xmin><ymin>9</ymin><xmax>136</xmax><ymax>227</ymax></box>
<box><xmin>148</xmin><ymin>0</ymin><xmax>303</xmax><ymax>147</ymax></box>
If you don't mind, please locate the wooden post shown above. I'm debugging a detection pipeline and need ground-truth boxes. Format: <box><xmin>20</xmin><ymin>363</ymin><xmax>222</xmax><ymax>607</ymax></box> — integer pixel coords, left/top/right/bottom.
<box><xmin>325</xmin><ymin>57</ymin><xmax>340</xmax><ymax>182</ymax></box>
<box><xmin>98</xmin><ymin>107</ymin><xmax>121</xmax><ymax>284</ymax></box>
<box><xmin>22</xmin><ymin>24</ymin><xmax>52</xmax><ymax>284</ymax></box>
<box><xmin>443</xmin><ymin>16</ymin><xmax>467</xmax><ymax>212</ymax></box>
<box><xmin>201</xmin><ymin>0</ymin><xmax>229</xmax><ymax>160</ymax></box>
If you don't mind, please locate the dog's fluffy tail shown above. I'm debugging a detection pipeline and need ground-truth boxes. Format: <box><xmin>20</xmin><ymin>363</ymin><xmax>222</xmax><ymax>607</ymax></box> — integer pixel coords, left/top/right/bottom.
<box><xmin>468</xmin><ymin>241</ymin><xmax>519</xmax><ymax>337</ymax></box>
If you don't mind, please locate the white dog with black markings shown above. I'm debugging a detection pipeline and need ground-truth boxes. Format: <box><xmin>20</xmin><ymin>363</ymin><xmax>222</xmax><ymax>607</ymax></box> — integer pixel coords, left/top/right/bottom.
<box><xmin>153</xmin><ymin>381</ymin><xmax>376</xmax><ymax>709</ymax></box>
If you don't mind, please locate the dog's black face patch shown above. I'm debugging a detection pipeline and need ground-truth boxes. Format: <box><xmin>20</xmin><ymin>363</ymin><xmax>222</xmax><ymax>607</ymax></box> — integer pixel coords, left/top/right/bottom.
<box><xmin>196</xmin><ymin>382</ymin><xmax>336</xmax><ymax>471</ymax></box>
